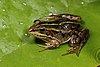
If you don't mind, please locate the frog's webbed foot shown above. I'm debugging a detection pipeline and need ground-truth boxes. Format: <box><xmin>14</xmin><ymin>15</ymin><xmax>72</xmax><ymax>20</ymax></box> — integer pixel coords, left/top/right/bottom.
<box><xmin>62</xmin><ymin>47</ymin><xmax>75</xmax><ymax>56</ymax></box>
<box><xmin>62</xmin><ymin>43</ymin><xmax>83</xmax><ymax>56</ymax></box>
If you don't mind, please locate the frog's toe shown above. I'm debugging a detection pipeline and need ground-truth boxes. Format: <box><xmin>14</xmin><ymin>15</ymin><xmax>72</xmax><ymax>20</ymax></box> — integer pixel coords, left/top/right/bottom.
<box><xmin>62</xmin><ymin>48</ymin><xmax>75</xmax><ymax>56</ymax></box>
<box><xmin>39</xmin><ymin>45</ymin><xmax>54</xmax><ymax>52</ymax></box>
<box><xmin>75</xmin><ymin>48</ymin><xmax>80</xmax><ymax>57</ymax></box>
<box><xmin>62</xmin><ymin>46</ymin><xmax>81</xmax><ymax>56</ymax></box>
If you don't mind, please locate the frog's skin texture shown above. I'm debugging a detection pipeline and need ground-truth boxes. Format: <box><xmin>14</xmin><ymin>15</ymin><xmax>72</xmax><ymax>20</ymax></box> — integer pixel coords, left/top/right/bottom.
<box><xmin>28</xmin><ymin>14</ymin><xmax>89</xmax><ymax>56</ymax></box>
<box><xmin>34</xmin><ymin>14</ymin><xmax>81</xmax><ymax>25</ymax></box>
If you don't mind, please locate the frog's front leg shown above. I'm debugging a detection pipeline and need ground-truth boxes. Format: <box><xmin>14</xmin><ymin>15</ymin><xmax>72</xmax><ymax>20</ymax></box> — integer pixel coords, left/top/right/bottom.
<box><xmin>39</xmin><ymin>39</ymin><xmax>60</xmax><ymax>52</ymax></box>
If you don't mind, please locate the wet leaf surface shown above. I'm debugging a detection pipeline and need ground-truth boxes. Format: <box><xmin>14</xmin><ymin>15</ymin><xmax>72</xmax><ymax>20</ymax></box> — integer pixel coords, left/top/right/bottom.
<box><xmin>0</xmin><ymin>0</ymin><xmax>100</xmax><ymax>67</ymax></box>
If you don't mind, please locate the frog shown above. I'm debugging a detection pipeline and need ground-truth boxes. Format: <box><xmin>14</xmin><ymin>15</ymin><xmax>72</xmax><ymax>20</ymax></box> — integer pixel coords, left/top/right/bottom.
<box><xmin>28</xmin><ymin>14</ymin><xmax>89</xmax><ymax>56</ymax></box>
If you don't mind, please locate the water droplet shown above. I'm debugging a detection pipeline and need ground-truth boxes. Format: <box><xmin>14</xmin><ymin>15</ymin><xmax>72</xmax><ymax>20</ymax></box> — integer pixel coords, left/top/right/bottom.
<box><xmin>2</xmin><ymin>9</ymin><xmax>5</xmax><ymax>12</ymax></box>
<box><xmin>19</xmin><ymin>22</ymin><xmax>23</xmax><ymax>25</ymax></box>
<box><xmin>18</xmin><ymin>45</ymin><xmax>20</xmax><ymax>47</ymax></box>
<box><xmin>81</xmin><ymin>1</ymin><xmax>84</xmax><ymax>5</ymax></box>
<box><xmin>51</xmin><ymin>6</ymin><xmax>54</xmax><ymax>9</ymax></box>
<box><xmin>23</xmin><ymin>2</ymin><xmax>27</xmax><ymax>6</ymax></box>
<box><xmin>2</xmin><ymin>24</ymin><xmax>7</xmax><ymax>28</ymax></box>
<box><xmin>49</xmin><ymin>12</ymin><xmax>57</xmax><ymax>16</ymax></box>
<box><xmin>24</xmin><ymin>33</ymin><xmax>28</xmax><ymax>36</ymax></box>
<box><xmin>49</xmin><ymin>12</ymin><xmax>53</xmax><ymax>15</ymax></box>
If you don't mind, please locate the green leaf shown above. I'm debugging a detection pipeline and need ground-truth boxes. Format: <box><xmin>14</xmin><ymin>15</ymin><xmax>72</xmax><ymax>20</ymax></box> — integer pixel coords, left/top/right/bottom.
<box><xmin>0</xmin><ymin>0</ymin><xmax>100</xmax><ymax>67</ymax></box>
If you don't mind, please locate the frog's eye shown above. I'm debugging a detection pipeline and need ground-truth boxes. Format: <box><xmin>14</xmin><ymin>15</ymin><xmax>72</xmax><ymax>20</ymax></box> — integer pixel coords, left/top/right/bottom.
<box><xmin>34</xmin><ymin>20</ymin><xmax>41</xmax><ymax>24</ymax></box>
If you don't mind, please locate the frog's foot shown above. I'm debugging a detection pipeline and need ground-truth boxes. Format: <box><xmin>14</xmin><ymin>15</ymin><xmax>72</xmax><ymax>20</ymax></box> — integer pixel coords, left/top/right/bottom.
<box><xmin>62</xmin><ymin>45</ymin><xmax>82</xmax><ymax>56</ymax></box>
<box><xmin>62</xmin><ymin>47</ymin><xmax>75</xmax><ymax>56</ymax></box>
<box><xmin>74</xmin><ymin>43</ymin><xmax>83</xmax><ymax>56</ymax></box>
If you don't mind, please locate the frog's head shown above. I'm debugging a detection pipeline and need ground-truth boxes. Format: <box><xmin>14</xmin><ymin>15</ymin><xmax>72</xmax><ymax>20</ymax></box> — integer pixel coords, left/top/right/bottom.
<box><xmin>28</xmin><ymin>25</ymin><xmax>48</xmax><ymax>38</ymax></box>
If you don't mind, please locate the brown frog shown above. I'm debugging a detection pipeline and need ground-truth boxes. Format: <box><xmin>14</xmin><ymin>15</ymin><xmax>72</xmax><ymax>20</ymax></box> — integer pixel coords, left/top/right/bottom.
<box><xmin>28</xmin><ymin>14</ymin><xmax>89</xmax><ymax>56</ymax></box>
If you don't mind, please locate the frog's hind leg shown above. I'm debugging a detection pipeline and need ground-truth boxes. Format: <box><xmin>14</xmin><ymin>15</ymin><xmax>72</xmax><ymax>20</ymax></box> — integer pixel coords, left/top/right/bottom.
<box><xmin>62</xmin><ymin>43</ymin><xmax>83</xmax><ymax>56</ymax></box>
